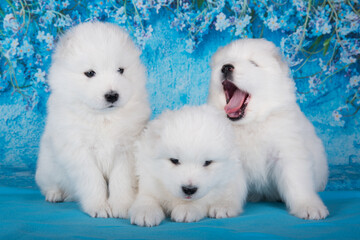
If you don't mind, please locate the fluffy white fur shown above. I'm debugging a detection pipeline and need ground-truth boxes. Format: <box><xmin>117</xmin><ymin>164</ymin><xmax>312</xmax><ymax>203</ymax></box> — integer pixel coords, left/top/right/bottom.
<box><xmin>208</xmin><ymin>39</ymin><xmax>329</xmax><ymax>220</ymax></box>
<box><xmin>129</xmin><ymin>105</ymin><xmax>247</xmax><ymax>227</ymax></box>
<box><xmin>35</xmin><ymin>22</ymin><xmax>150</xmax><ymax>218</ymax></box>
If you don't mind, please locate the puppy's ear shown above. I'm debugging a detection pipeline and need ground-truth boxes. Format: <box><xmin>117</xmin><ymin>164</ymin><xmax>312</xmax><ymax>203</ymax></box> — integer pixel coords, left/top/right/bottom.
<box><xmin>52</xmin><ymin>33</ymin><xmax>78</xmax><ymax>61</ymax></box>
<box><xmin>210</xmin><ymin>44</ymin><xmax>228</xmax><ymax>70</ymax></box>
<box><xmin>141</xmin><ymin>118</ymin><xmax>163</xmax><ymax>148</ymax></box>
<box><xmin>272</xmin><ymin>47</ymin><xmax>289</xmax><ymax>75</ymax></box>
<box><xmin>123</xmin><ymin>33</ymin><xmax>142</xmax><ymax>58</ymax></box>
<box><xmin>132</xmin><ymin>42</ymin><xmax>142</xmax><ymax>58</ymax></box>
<box><xmin>259</xmin><ymin>39</ymin><xmax>289</xmax><ymax>76</ymax></box>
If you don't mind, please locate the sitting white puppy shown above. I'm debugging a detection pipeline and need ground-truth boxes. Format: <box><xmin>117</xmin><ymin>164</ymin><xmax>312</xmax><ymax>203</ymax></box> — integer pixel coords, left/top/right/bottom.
<box><xmin>130</xmin><ymin>105</ymin><xmax>247</xmax><ymax>227</ymax></box>
<box><xmin>35</xmin><ymin>22</ymin><xmax>150</xmax><ymax>218</ymax></box>
<box><xmin>208</xmin><ymin>39</ymin><xmax>329</xmax><ymax>220</ymax></box>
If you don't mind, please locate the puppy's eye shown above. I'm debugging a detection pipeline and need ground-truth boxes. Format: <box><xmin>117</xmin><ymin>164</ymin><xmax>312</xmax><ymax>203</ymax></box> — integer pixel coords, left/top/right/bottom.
<box><xmin>203</xmin><ymin>160</ymin><xmax>213</xmax><ymax>167</ymax></box>
<box><xmin>169</xmin><ymin>158</ymin><xmax>180</xmax><ymax>165</ymax></box>
<box><xmin>84</xmin><ymin>70</ymin><xmax>96</xmax><ymax>78</ymax></box>
<box><xmin>117</xmin><ymin>68</ymin><xmax>124</xmax><ymax>74</ymax></box>
<box><xmin>249</xmin><ymin>60</ymin><xmax>259</xmax><ymax>67</ymax></box>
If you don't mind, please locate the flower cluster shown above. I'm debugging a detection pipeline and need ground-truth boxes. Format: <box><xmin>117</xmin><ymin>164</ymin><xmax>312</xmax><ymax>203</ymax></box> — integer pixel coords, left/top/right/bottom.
<box><xmin>0</xmin><ymin>0</ymin><xmax>155</xmax><ymax>109</ymax></box>
<box><xmin>0</xmin><ymin>0</ymin><xmax>359</xmax><ymax>125</ymax></box>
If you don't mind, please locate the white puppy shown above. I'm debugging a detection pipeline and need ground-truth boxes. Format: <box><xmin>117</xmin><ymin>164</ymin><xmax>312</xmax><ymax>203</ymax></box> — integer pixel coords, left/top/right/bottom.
<box><xmin>35</xmin><ymin>22</ymin><xmax>150</xmax><ymax>218</ymax></box>
<box><xmin>208</xmin><ymin>39</ymin><xmax>329</xmax><ymax>220</ymax></box>
<box><xmin>130</xmin><ymin>105</ymin><xmax>247</xmax><ymax>227</ymax></box>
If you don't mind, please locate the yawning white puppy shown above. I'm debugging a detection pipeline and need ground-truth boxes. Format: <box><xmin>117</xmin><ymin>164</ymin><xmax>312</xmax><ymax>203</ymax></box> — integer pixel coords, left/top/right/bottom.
<box><xmin>208</xmin><ymin>39</ymin><xmax>329</xmax><ymax>220</ymax></box>
<box><xmin>130</xmin><ymin>105</ymin><xmax>247</xmax><ymax>226</ymax></box>
<box><xmin>35</xmin><ymin>22</ymin><xmax>150</xmax><ymax>218</ymax></box>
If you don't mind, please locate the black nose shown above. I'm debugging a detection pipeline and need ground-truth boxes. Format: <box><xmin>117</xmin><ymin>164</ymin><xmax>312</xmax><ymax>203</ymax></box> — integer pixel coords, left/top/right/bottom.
<box><xmin>182</xmin><ymin>185</ymin><xmax>198</xmax><ymax>196</ymax></box>
<box><xmin>104</xmin><ymin>91</ymin><xmax>119</xmax><ymax>103</ymax></box>
<box><xmin>221</xmin><ymin>64</ymin><xmax>234</xmax><ymax>75</ymax></box>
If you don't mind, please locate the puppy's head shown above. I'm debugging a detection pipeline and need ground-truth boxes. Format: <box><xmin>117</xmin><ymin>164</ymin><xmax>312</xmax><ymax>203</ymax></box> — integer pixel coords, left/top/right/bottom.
<box><xmin>138</xmin><ymin>105</ymin><xmax>240</xmax><ymax>201</ymax></box>
<box><xmin>208</xmin><ymin>39</ymin><xmax>296</xmax><ymax>124</ymax></box>
<box><xmin>48</xmin><ymin>22</ymin><xmax>146</xmax><ymax>112</ymax></box>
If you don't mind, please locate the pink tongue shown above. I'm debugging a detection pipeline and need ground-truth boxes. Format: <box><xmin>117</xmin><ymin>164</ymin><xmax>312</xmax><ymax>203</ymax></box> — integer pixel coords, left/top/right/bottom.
<box><xmin>224</xmin><ymin>89</ymin><xmax>247</xmax><ymax>114</ymax></box>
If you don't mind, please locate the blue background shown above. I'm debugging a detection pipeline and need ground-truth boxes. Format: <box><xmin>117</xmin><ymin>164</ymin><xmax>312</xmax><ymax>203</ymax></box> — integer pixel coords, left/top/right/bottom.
<box><xmin>0</xmin><ymin>1</ymin><xmax>359</xmax><ymax>190</ymax></box>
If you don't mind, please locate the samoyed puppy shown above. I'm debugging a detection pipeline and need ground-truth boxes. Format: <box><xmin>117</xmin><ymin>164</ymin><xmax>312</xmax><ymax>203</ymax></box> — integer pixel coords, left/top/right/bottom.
<box><xmin>129</xmin><ymin>105</ymin><xmax>247</xmax><ymax>227</ymax></box>
<box><xmin>208</xmin><ymin>39</ymin><xmax>329</xmax><ymax>220</ymax></box>
<box><xmin>35</xmin><ymin>22</ymin><xmax>150</xmax><ymax>218</ymax></box>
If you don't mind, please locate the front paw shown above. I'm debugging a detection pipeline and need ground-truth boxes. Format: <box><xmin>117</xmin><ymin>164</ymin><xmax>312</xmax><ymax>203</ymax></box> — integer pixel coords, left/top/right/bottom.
<box><xmin>83</xmin><ymin>201</ymin><xmax>112</xmax><ymax>218</ymax></box>
<box><xmin>208</xmin><ymin>204</ymin><xmax>242</xmax><ymax>219</ymax></box>
<box><xmin>290</xmin><ymin>199</ymin><xmax>329</xmax><ymax>220</ymax></box>
<box><xmin>171</xmin><ymin>204</ymin><xmax>206</xmax><ymax>223</ymax></box>
<box><xmin>108</xmin><ymin>198</ymin><xmax>132</xmax><ymax>219</ymax></box>
<box><xmin>130</xmin><ymin>205</ymin><xmax>165</xmax><ymax>227</ymax></box>
<box><xmin>45</xmin><ymin>189</ymin><xmax>65</xmax><ymax>203</ymax></box>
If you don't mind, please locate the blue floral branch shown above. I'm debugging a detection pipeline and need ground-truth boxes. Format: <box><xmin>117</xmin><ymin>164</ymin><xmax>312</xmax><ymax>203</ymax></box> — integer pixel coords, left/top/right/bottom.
<box><xmin>0</xmin><ymin>0</ymin><xmax>359</xmax><ymax>124</ymax></box>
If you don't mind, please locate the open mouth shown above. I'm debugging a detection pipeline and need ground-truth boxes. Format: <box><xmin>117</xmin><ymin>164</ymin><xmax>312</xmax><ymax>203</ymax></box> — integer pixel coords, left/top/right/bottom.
<box><xmin>222</xmin><ymin>80</ymin><xmax>250</xmax><ymax>121</ymax></box>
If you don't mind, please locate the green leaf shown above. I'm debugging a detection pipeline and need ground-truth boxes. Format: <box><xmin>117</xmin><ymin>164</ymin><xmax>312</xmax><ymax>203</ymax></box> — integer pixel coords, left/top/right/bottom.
<box><xmin>307</xmin><ymin>35</ymin><xmax>323</xmax><ymax>52</ymax></box>
<box><xmin>0</xmin><ymin>6</ymin><xmax>5</xmax><ymax>17</ymax></box>
<box><xmin>5</xmin><ymin>0</ymin><xmax>16</xmax><ymax>11</ymax></box>
<box><xmin>323</xmin><ymin>37</ymin><xmax>331</xmax><ymax>56</ymax></box>
<box><xmin>197</xmin><ymin>0</ymin><xmax>205</xmax><ymax>9</ymax></box>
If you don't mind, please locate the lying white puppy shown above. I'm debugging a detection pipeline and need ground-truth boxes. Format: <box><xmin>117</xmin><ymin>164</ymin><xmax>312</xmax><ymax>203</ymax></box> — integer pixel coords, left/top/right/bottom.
<box><xmin>130</xmin><ymin>105</ymin><xmax>247</xmax><ymax>227</ymax></box>
<box><xmin>208</xmin><ymin>39</ymin><xmax>329</xmax><ymax>220</ymax></box>
<box><xmin>35</xmin><ymin>22</ymin><xmax>150</xmax><ymax>218</ymax></box>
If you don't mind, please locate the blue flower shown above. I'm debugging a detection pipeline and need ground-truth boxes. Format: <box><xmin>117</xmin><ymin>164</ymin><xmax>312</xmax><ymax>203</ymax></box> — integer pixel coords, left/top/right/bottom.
<box><xmin>44</xmin><ymin>33</ymin><xmax>54</xmax><ymax>44</ymax></box>
<box><xmin>113</xmin><ymin>7</ymin><xmax>126</xmax><ymax>24</ymax></box>
<box><xmin>266</xmin><ymin>16</ymin><xmax>280</xmax><ymax>31</ymax></box>
<box><xmin>340</xmin><ymin>51</ymin><xmax>356</xmax><ymax>64</ymax></box>
<box><xmin>332</xmin><ymin>110</ymin><xmax>343</xmax><ymax>122</ymax></box>
<box><xmin>37</xmin><ymin>31</ymin><xmax>46</xmax><ymax>42</ymax></box>
<box><xmin>320</xmin><ymin>22</ymin><xmax>332</xmax><ymax>35</ymax></box>
<box><xmin>54</xmin><ymin>15</ymin><xmax>72</xmax><ymax>28</ymax></box>
<box><xmin>133</xmin><ymin>25</ymin><xmax>153</xmax><ymax>49</ymax></box>
<box><xmin>135</xmin><ymin>0</ymin><xmax>144</xmax><ymax>9</ymax></box>
<box><xmin>185</xmin><ymin>38</ymin><xmax>195</xmax><ymax>53</ymax></box>
<box><xmin>297</xmin><ymin>93</ymin><xmax>307</xmax><ymax>103</ymax></box>
<box><xmin>88</xmin><ymin>4</ymin><xmax>101</xmax><ymax>19</ymax></box>
<box><xmin>235</xmin><ymin>15</ymin><xmax>251</xmax><ymax>36</ymax></box>
<box><xmin>215</xmin><ymin>13</ymin><xmax>230</xmax><ymax>32</ymax></box>
<box><xmin>61</xmin><ymin>0</ymin><xmax>70</xmax><ymax>9</ymax></box>
<box><xmin>19</xmin><ymin>40</ymin><xmax>35</xmax><ymax>58</ymax></box>
<box><xmin>0</xmin><ymin>0</ymin><xmax>358</xmax><ymax>120</ymax></box>
<box><xmin>41</xmin><ymin>11</ymin><xmax>55</xmax><ymax>25</ymax></box>
<box><xmin>134</xmin><ymin>15</ymin><xmax>142</xmax><ymax>25</ymax></box>
<box><xmin>42</xmin><ymin>33</ymin><xmax>55</xmax><ymax>50</ymax></box>
<box><xmin>3</xmin><ymin>14</ymin><xmax>19</xmax><ymax>33</ymax></box>
<box><xmin>349</xmin><ymin>76</ymin><xmax>360</xmax><ymax>88</ymax></box>
<box><xmin>10</xmin><ymin>38</ymin><xmax>19</xmax><ymax>49</ymax></box>
<box><xmin>3</xmin><ymin>38</ymin><xmax>20</xmax><ymax>58</ymax></box>
<box><xmin>183</xmin><ymin>2</ymin><xmax>190</xmax><ymax>10</ymax></box>
<box><xmin>34</xmin><ymin>68</ymin><xmax>46</xmax><ymax>84</ymax></box>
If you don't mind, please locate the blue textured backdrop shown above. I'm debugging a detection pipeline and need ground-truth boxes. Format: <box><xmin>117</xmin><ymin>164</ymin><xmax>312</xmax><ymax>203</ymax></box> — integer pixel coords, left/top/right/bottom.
<box><xmin>0</xmin><ymin>1</ymin><xmax>359</xmax><ymax>190</ymax></box>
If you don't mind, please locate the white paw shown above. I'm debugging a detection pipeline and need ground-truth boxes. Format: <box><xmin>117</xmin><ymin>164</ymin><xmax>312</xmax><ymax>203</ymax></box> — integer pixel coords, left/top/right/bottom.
<box><xmin>83</xmin><ymin>202</ymin><xmax>112</xmax><ymax>218</ymax></box>
<box><xmin>45</xmin><ymin>189</ymin><xmax>64</xmax><ymax>203</ymax></box>
<box><xmin>290</xmin><ymin>199</ymin><xmax>329</xmax><ymax>220</ymax></box>
<box><xmin>130</xmin><ymin>205</ymin><xmax>165</xmax><ymax>227</ymax></box>
<box><xmin>108</xmin><ymin>199</ymin><xmax>132</xmax><ymax>219</ymax></box>
<box><xmin>171</xmin><ymin>204</ymin><xmax>206</xmax><ymax>223</ymax></box>
<box><xmin>208</xmin><ymin>204</ymin><xmax>242</xmax><ymax>219</ymax></box>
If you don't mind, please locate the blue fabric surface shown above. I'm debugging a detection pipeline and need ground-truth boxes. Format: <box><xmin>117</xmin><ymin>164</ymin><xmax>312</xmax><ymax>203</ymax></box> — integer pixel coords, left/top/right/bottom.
<box><xmin>1</xmin><ymin>187</ymin><xmax>359</xmax><ymax>239</ymax></box>
<box><xmin>1</xmin><ymin>1</ymin><xmax>360</xmax><ymax>192</ymax></box>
